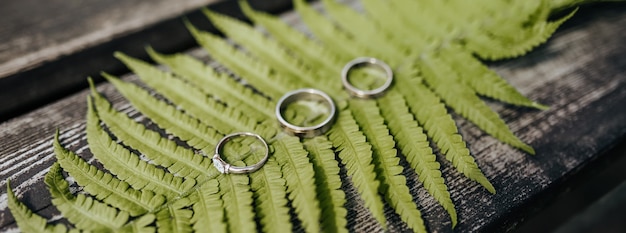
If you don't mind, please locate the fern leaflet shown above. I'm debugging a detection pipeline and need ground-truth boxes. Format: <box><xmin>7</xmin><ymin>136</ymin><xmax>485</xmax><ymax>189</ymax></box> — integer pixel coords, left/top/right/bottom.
<box><xmin>327</xmin><ymin>109</ymin><xmax>386</xmax><ymax>228</ymax></box>
<box><xmin>86</xmin><ymin>98</ymin><xmax>195</xmax><ymax>198</ymax></box>
<box><xmin>146</xmin><ymin>47</ymin><xmax>274</xmax><ymax>119</ymax></box>
<box><xmin>155</xmin><ymin>198</ymin><xmax>194</xmax><ymax>233</ymax></box>
<box><xmin>101</xmin><ymin>73</ymin><xmax>221</xmax><ymax>151</ymax></box>
<box><xmin>190</xmin><ymin>180</ymin><xmax>227</xmax><ymax>233</ymax></box>
<box><xmin>303</xmin><ymin>137</ymin><xmax>348</xmax><ymax>233</ymax></box>
<box><xmin>45</xmin><ymin>163</ymin><xmax>131</xmax><ymax>231</ymax></box>
<box><xmin>6</xmin><ymin>180</ymin><xmax>73</xmax><ymax>233</ymax></box>
<box><xmin>53</xmin><ymin>130</ymin><xmax>165</xmax><ymax>216</ymax></box>
<box><xmin>350</xmin><ymin>99</ymin><xmax>428</xmax><ymax>231</ymax></box>
<box><xmin>217</xmin><ymin>173</ymin><xmax>257</xmax><ymax>233</ymax></box>
<box><xmin>89</xmin><ymin>82</ymin><xmax>215</xmax><ymax>183</ymax></box>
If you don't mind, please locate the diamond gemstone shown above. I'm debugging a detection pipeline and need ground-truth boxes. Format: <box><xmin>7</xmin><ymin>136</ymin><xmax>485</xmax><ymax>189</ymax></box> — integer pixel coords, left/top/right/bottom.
<box><xmin>213</xmin><ymin>158</ymin><xmax>225</xmax><ymax>173</ymax></box>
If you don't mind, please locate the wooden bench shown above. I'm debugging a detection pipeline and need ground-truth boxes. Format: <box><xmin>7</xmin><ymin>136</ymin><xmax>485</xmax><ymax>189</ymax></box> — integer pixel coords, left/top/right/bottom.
<box><xmin>1</xmin><ymin>0</ymin><xmax>625</xmax><ymax>232</ymax></box>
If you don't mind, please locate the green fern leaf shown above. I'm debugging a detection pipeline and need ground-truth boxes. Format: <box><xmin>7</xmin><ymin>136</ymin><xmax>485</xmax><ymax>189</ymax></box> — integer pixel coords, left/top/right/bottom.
<box><xmin>45</xmin><ymin>163</ymin><xmax>131</xmax><ymax>231</ymax></box>
<box><xmin>468</xmin><ymin>8</ymin><xmax>578</xmax><ymax>60</ymax></box>
<box><xmin>204</xmin><ymin>9</ymin><xmax>339</xmax><ymax>95</ymax></box>
<box><xmin>125</xmin><ymin>214</ymin><xmax>157</xmax><ymax>233</ymax></box>
<box><xmin>350</xmin><ymin>99</ymin><xmax>428</xmax><ymax>232</ymax></box>
<box><xmin>217</xmin><ymin>173</ymin><xmax>257</xmax><ymax>233</ymax></box>
<box><xmin>114</xmin><ymin>53</ymin><xmax>266</xmax><ymax>136</ymax></box>
<box><xmin>303</xmin><ymin>136</ymin><xmax>348</xmax><ymax>233</ymax></box>
<box><xmin>53</xmin><ymin>130</ymin><xmax>165</xmax><ymax>216</ymax></box>
<box><xmin>378</xmin><ymin>91</ymin><xmax>454</xmax><ymax>230</ymax></box>
<box><xmin>416</xmin><ymin>54</ymin><xmax>535</xmax><ymax>154</ymax></box>
<box><xmin>240</xmin><ymin>1</ymin><xmax>343</xmax><ymax>78</ymax></box>
<box><xmin>101</xmin><ymin>73</ymin><xmax>221</xmax><ymax>151</ymax></box>
<box><xmin>437</xmin><ymin>46</ymin><xmax>548</xmax><ymax>110</ymax></box>
<box><xmin>156</xmin><ymin>198</ymin><xmax>194</xmax><ymax>233</ymax></box>
<box><xmin>397</xmin><ymin>74</ymin><xmax>496</xmax><ymax>195</ymax></box>
<box><xmin>271</xmin><ymin>136</ymin><xmax>322</xmax><ymax>233</ymax></box>
<box><xmin>247</xmin><ymin>157</ymin><xmax>292</xmax><ymax>233</ymax></box>
<box><xmin>6</xmin><ymin>180</ymin><xmax>73</xmax><ymax>233</ymax></box>
<box><xmin>146</xmin><ymin>47</ymin><xmax>274</xmax><ymax>119</ymax></box>
<box><xmin>293</xmin><ymin>0</ymin><xmax>373</xmax><ymax>63</ymax></box>
<box><xmin>89</xmin><ymin>80</ymin><xmax>215</xmax><ymax>183</ymax></box>
<box><xmin>327</xmin><ymin>109</ymin><xmax>386</xmax><ymax>228</ymax></box>
<box><xmin>320</xmin><ymin>0</ymin><xmax>405</xmax><ymax>63</ymax></box>
<box><xmin>86</xmin><ymin>97</ymin><xmax>196</xmax><ymax>198</ymax></box>
<box><xmin>190</xmin><ymin>180</ymin><xmax>227</xmax><ymax>233</ymax></box>
<box><xmin>186</xmin><ymin>22</ymin><xmax>293</xmax><ymax>99</ymax></box>
<box><xmin>357</xmin><ymin>0</ymin><xmax>545</xmax><ymax>110</ymax></box>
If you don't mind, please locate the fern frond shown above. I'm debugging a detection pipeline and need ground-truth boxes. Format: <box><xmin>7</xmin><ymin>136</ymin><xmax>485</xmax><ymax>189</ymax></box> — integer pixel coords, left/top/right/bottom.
<box><xmin>465</xmin><ymin>9</ymin><xmax>578</xmax><ymax>60</ymax></box>
<box><xmin>114</xmin><ymin>53</ymin><xmax>265</xmax><ymax>136</ymax></box>
<box><xmin>86</xmin><ymin>98</ymin><xmax>195</xmax><ymax>198</ymax></box>
<box><xmin>190</xmin><ymin>180</ymin><xmax>227</xmax><ymax>233</ymax></box>
<box><xmin>156</xmin><ymin>198</ymin><xmax>194</xmax><ymax>233</ymax></box>
<box><xmin>146</xmin><ymin>47</ymin><xmax>274</xmax><ymax>119</ymax></box>
<box><xmin>240</xmin><ymin>1</ymin><xmax>343</xmax><ymax>77</ymax></box>
<box><xmin>45</xmin><ymin>163</ymin><xmax>130</xmax><ymax>231</ymax></box>
<box><xmin>89</xmin><ymin>80</ymin><xmax>215</xmax><ymax>183</ymax></box>
<box><xmin>293</xmin><ymin>0</ymin><xmax>371</xmax><ymax>62</ymax></box>
<box><xmin>387</xmin><ymin>0</ymin><xmax>455</xmax><ymax>43</ymax></box>
<box><xmin>6</xmin><ymin>180</ymin><xmax>72</xmax><ymax>233</ymax></box>
<box><xmin>394</xmin><ymin>71</ymin><xmax>495</xmax><ymax>196</ymax></box>
<box><xmin>378</xmin><ymin>90</ymin><xmax>459</xmax><ymax>227</ymax></box>
<box><xmin>204</xmin><ymin>9</ymin><xmax>338</xmax><ymax>94</ymax></box>
<box><xmin>350</xmin><ymin>99</ymin><xmax>427</xmax><ymax>232</ymax></box>
<box><xmin>247</xmin><ymin>157</ymin><xmax>292</xmax><ymax>233</ymax></box>
<box><xmin>327</xmin><ymin>109</ymin><xmax>386</xmax><ymax>228</ymax></box>
<box><xmin>303</xmin><ymin>136</ymin><xmax>348</xmax><ymax>233</ymax></box>
<box><xmin>437</xmin><ymin>47</ymin><xmax>548</xmax><ymax>109</ymax></box>
<box><xmin>417</xmin><ymin>54</ymin><xmax>534</xmax><ymax>154</ymax></box>
<box><xmin>101</xmin><ymin>73</ymin><xmax>220</xmax><ymax>151</ymax></box>
<box><xmin>186</xmin><ymin>21</ymin><xmax>293</xmax><ymax>99</ymax></box>
<box><xmin>271</xmin><ymin>136</ymin><xmax>322</xmax><ymax>233</ymax></box>
<box><xmin>53</xmin><ymin>130</ymin><xmax>165</xmax><ymax>216</ymax></box>
<box><xmin>320</xmin><ymin>0</ymin><xmax>403</xmax><ymax>64</ymax></box>
<box><xmin>123</xmin><ymin>214</ymin><xmax>157</xmax><ymax>233</ymax></box>
<box><xmin>217</xmin><ymin>173</ymin><xmax>257</xmax><ymax>233</ymax></box>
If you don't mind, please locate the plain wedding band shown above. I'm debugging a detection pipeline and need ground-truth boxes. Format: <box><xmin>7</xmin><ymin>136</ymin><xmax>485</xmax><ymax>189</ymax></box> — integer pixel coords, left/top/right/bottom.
<box><xmin>341</xmin><ymin>57</ymin><xmax>393</xmax><ymax>98</ymax></box>
<box><xmin>212</xmin><ymin>132</ymin><xmax>269</xmax><ymax>174</ymax></box>
<box><xmin>276</xmin><ymin>88</ymin><xmax>337</xmax><ymax>138</ymax></box>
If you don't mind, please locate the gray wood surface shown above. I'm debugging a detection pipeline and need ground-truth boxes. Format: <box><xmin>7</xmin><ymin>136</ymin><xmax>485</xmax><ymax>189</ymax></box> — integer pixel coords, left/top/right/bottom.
<box><xmin>1</xmin><ymin>1</ymin><xmax>626</xmax><ymax>232</ymax></box>
<box><xmin>0</xmin><ymin>0</ymin><xmax>294</xmax><ymax>121</ymax></box>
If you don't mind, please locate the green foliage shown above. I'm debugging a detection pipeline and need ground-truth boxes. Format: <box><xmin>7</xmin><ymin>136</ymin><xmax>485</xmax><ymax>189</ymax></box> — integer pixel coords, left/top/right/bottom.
<box><xmin>9</xmin><ymin>0</ymin><xmax>607</xmax><ymax>232</ymax></box>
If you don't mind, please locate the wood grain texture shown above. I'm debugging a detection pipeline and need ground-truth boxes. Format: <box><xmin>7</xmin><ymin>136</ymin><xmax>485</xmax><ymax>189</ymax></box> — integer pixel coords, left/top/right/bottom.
<box><xmin>1</xmin><ymin>1</ymin><xmax>626</xmax><ymax>232</ymax></box>
<box><xmin>0</xmin><ymin>0</ymin><xmax>294</xmax><ymax>122</ymax></box>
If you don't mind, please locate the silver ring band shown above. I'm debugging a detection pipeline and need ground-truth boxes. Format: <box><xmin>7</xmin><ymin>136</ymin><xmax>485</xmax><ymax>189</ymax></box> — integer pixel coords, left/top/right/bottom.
<box><xmin>276</xmin><ymin>88</ymin><xmax>336</xmax><ymax>138</ymax></box>
<box><xmin>212</xmin><ymin>132</ymin><xmax>269</xmax><ymax>174</ymax></box>
<box><xmin>341</xmin><ymin>57</ymin><xmax>393</xmax><ymax>98</ymax></box>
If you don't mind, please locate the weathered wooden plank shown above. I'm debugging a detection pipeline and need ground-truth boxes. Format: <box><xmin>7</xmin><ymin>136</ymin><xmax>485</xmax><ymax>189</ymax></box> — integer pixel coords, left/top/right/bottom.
<box><xmin>1</xmin><ymin>1</ymin><xmax>625</xmax><ymax>233</ymax></box>
<box><xmin>0</xmin><ymin>0</ymin><xmax>294</xmax><ymax>122</ymax></box>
